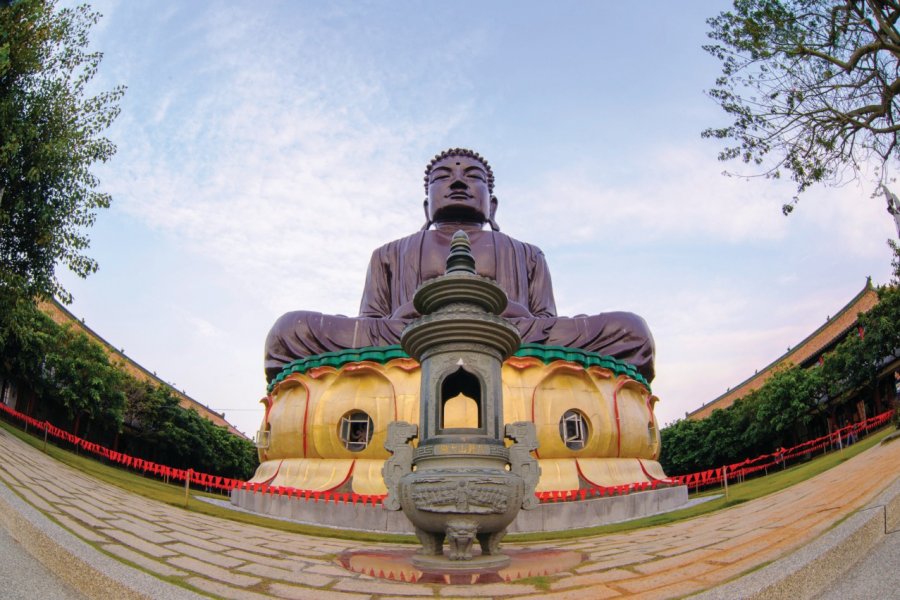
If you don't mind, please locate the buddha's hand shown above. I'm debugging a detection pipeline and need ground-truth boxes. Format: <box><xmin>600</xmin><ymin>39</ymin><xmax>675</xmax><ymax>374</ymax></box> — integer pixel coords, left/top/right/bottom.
<box><xmin>501</xmin><ymin>301</ymin><xmax>533</xmax><ymax>319</ymax></box>
<box><xmin>390</xmin><ymin>301</ymin><xmax>421</xmax><ymax>320</ymax></box>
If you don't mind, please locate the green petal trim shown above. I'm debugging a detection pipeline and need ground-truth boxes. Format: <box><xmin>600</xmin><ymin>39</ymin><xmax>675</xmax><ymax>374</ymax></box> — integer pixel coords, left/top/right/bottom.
<box><xmin>268</xmin><ymin>343</ymin><xmax>650</xmax><ymax>393</ymax></box>
<box><xmin>514</xmin><ymin>344</ymin><xmax>650</xmax><ymax>389</ymax></box>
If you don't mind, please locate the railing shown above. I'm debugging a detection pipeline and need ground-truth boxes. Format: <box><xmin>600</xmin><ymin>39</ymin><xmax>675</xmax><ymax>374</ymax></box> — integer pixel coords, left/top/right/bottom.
<box><xmin>0</xmin><ymin>400</ymin><xmax>893</xmax><ymax>506</ymax></box>
<box><xmin>668</xmin><ymin>409</ymin><xmax>895</xmax><ymax>491</ymax></box>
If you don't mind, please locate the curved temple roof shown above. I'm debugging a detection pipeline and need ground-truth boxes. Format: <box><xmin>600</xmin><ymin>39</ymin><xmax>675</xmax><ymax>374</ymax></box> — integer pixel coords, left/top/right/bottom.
<box><xmin>688</xmin><ymin>280</ymin><xmax>880</xmax><ymax>421</ymax></box>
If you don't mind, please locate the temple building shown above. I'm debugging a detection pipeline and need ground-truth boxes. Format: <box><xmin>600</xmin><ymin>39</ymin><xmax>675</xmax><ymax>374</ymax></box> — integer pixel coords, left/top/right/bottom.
<box><xmin>688</xmin><ymin>279</ymin><xmax>898</xmax><ymax>434</ymax></box>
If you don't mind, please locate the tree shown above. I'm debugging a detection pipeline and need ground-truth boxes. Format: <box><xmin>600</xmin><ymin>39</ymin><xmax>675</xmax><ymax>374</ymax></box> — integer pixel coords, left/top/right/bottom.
<box><xmin>890</xmin><ymin>238</ymin><xmax>900</xmax><ymax>283</ymax></box>
<box><xmin>753</xmin><ymin>364</ymin><xmax>823</xmax><ymax>446</ymax></box>
<box><xmin>0</xmin><ymin>0</ymin><xmax>123</xmax><ymax>302</ymax></box>
<box><xmin>704</xmin><ymin>1</ymin><xmax>900</xmax><ymax>211</ymax></box>
<box><xmin>0</xmin><ymin>298</ymin><xmax>124</xmax><ymax>439</ymax></box>
<box><xmin>117</xmin><ymin>374</ymin><xmax>258</xmax><ymax>479</ymax></box>
<box><xmin>0</xmin><ymin>293</ymin><xmax>55</xmax><ymax>399</ymax></box>
<box><xmin>42</xmin><ymin>323</ymin><xmax>125</xmax><ymax>436</ymax></box>
<box><xmin>659</xmin><ymin>417</ymin><xmax>705</xmax><ymax>475</ymax></box>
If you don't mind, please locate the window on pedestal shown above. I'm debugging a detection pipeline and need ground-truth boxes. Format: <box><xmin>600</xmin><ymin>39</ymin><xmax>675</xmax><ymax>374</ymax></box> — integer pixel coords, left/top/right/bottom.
<box><xmin>254</xmin><ymin>423</ymin><xmax>271</xmax><ymax>449</ymax></box>
<box><xmin>339</xmin><ymin>410</ymin><xmax>373</xmax><ymax>451</ymax></box>
<box><xmin>441</xmin><ymin>367</ymin><xmax>482</xmax><ymax>429</ymax></box>
<box><xmin>559</xmin><ymin>409</ymin><xmax>589</xmax><ymax>450</ymax></box>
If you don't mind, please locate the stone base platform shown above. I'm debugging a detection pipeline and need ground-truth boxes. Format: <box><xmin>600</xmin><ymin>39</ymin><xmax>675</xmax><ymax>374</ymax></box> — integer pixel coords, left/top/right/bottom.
<box><xmin>229</xmin><ymin>484</ymin><xmax>688</xmax><ymax>534</ymax></box>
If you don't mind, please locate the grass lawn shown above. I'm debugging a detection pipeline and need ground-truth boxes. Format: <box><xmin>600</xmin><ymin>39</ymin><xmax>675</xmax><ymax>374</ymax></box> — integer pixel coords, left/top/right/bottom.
<box><xmin>1</xmin><ymin>417</ymin><xmax>895</xmax><ymax>544</ymax></box>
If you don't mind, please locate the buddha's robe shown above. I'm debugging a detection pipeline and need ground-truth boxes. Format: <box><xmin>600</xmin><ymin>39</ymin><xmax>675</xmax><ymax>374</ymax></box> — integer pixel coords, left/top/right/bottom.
<box><xmin>265</xmin><ymin>223</ymin><xmax>655</xmax><ymax>382</ymax></box>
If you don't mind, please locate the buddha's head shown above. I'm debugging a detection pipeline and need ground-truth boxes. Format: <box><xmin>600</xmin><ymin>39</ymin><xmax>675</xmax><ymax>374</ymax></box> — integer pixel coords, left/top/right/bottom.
<box><xmin>423</xmin><ymin>148</ymin><xmax>499</xmax><ymax>230</ymax></box>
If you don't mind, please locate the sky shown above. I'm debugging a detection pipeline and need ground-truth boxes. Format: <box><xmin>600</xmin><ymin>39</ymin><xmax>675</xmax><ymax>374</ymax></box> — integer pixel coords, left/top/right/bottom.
<box><xmin>55</xmin><ymin>1</ymin><xmax>898</xmax><ymax>438</ymax></box>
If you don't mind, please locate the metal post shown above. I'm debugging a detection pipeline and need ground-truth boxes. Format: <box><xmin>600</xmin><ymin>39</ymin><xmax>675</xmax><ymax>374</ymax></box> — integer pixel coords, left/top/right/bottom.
<box><xmin>723</xmin><ymin>465</ymin><xmax>728</xmax><ymax>499</ymax></box>
<box><xmin>42</xmin><ymin>422</ymin><xmax>49</xmax><ymax>453</ymax></box>
<box><xmin>184</xmin><ymin>469</ymin><xmax>192</xmax><ymax>507</ymax></box>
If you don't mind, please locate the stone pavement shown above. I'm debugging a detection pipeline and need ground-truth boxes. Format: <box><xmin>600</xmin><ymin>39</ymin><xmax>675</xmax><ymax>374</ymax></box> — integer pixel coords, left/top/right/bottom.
<box><xmin>0</xmin><ymin>426</ymin><xmax>898</xmax><ymax>600</ymax></box>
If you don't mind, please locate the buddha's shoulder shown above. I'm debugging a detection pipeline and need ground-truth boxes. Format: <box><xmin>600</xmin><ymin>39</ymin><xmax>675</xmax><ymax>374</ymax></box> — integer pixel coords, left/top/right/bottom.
<box><xmin>488</xmin><ymin>231</ymin><xmax>545</xmax><ymax>256</ymax></box>
<box><xmin>370</xmin><ymin>231</ymin><xmax>427</xmax><ymax>256</ymax></box>
<box><xmin>370</xmin><ymin>229</ymin><xmax>544</xmax><ymax>256</ymax></box>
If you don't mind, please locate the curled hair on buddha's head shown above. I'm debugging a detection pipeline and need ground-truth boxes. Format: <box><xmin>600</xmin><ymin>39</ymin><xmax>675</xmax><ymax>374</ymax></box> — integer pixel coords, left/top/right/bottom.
<box><xmin>423</xmin><ymin>148</ymin><xmax>495</xmax><ymax>194</ymax></box>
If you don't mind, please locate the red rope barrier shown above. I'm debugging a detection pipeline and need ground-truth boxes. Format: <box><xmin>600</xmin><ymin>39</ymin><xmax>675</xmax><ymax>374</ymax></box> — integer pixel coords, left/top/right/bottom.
<box><xmin>0</xmin><ymin>401</ymin><xmax>894</xmax><ymax>504</ymax></box>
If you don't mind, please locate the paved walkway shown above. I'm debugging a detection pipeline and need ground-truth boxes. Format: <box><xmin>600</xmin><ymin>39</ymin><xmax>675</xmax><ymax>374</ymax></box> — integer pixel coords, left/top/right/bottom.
<box><xmin>0</xmin><ymin>426</ymin><xmax>898</xmax><ymax>600</ymax></box>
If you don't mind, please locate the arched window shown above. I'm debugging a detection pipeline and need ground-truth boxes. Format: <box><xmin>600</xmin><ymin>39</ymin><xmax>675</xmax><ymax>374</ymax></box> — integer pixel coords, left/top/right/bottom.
<box><xmin>441</xmin><ymin>368</ymin><xmax>482</xmax><ymax>429</ymax></box>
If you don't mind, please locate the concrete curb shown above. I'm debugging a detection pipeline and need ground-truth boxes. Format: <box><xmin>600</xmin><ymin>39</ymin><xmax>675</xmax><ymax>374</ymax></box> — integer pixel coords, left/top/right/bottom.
<box><xmin>230</xmin><ymin>484</ymin><xmax>690</xmax><ymax>534</ymax></box>
<box><xmin>694</xmin><ymin>476</ymin><xmax>900</xmax><ymax>600</ymax></box>
<box><xmin>0</xmin><ymin>480</ymin><xmax>203</xmax><ymax>600</ymax></box>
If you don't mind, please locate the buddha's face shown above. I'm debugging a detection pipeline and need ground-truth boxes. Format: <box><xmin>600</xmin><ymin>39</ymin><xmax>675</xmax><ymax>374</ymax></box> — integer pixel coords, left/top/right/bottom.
<box><xmin>425</xmin><ymin>155</ymin><xmax>496</xmax><ymax>224</ymax></box>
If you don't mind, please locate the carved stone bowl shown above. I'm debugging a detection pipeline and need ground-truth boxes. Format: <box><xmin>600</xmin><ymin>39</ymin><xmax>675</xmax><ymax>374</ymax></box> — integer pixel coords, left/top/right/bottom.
<box><xmin>398</xmin><ymin>467</ymin><xmax>525</xmax><ymax>566</ymax></box>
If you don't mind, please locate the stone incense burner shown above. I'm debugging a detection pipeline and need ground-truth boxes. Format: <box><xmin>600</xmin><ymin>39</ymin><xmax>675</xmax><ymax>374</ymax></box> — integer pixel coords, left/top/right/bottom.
<box><xmin>382</xmin><ymin>231</ymin><xmax>540</xmax><ymax>570</ymax></box>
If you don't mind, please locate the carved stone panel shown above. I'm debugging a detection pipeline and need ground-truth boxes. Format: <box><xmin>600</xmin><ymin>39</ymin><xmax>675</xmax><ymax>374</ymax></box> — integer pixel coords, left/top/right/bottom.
<box><xmin>381</xmin><ymin>421</ymin><xmax>417</xmax><ymax>511</ymax></box>
<box><xmin>506</xmin><ymin>421</ymin><xmax>541</xmax><ymax>510</ymax></box>
<box><xmin>406</xmin><ymin>475</ymin><xmax>511</xmax><ymax>514</ymax></box>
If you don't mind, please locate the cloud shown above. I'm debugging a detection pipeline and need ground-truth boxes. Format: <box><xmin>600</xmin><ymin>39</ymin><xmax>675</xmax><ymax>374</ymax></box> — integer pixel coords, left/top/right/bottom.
<box><xmin>790</xmin><ymin>182</ymin><xmax>897</xmax><ymax>258</ymax></box>
<box><xmin>98</xmin><ymin>3</ymin><xmax>481</xmax><ymax>317</ymax></box>
<box><xmin>502</xmin><ymin>143</ymin><xmax>896</xmax><ymax>259</ymax></box>
<box><xmin>182</xmin><ymin>314</ymin><xmax>221</xmax><ymax>340</ymax></box>
<box><xmin>502</xmin><ymin>145</ymin><xmax>788</xmax><ymax>247</ymax></box>
<box><xmin>650</xmin><ymin>285</ymin><xmax>812</xmax><ymax>426</ymax></box>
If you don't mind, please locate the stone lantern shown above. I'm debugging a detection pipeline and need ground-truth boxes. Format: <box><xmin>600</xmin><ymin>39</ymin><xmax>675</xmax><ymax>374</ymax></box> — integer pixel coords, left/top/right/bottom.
<box><xmin>382</xmin><ymin>231</ymin><xmax>540</xmax><ymax>570</ymax></box>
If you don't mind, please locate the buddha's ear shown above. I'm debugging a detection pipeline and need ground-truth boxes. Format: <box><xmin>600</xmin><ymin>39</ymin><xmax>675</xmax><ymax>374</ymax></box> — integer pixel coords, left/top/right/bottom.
<box><xmin>420</xmin><ymin>198</ymin><xmax>432</xmax><ymax>231</ymax></box>
<box><xmin>488</xmin><ymin>195</ymin><xmax>500</xmax><ymax>231</ymax></box>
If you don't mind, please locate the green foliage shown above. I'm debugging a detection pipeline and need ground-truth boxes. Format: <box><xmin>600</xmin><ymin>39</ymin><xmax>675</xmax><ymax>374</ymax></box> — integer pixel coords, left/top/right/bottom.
<box><xmin>660</xmin><ymin>365</ymin><xmax>821</xmax><ymax>474</ymax></box>
<box><xmin>117</xmin><ymin>376</ymin><xmax>257</xmax><ymax>479</ymax></box>
<box><xmin>704</xmin><ymin>1</ymin><xmax>900</xmax><ymax>208</ymax></box>
<box><xmin>661</xmin><ymin>279</ymin><xmax>900</xmax><ymax>475</ymax></box>
<box><xmin>0</xmin><ymin>0</ymin><xmax>123</xmax><ymax>303</ymax></box>
<box><xmin>0</xmin><ymin>300</ymin><xmax>257</xmax><ymax>479</ymax></box>
<box><xmin>121</xmin><ymin>390</ymin><xmax>258</xmax><ymax>479</ymax></box>
<box><xmin>0</xmin><ymin>288</ymin><xmax>55</xmax><ymax>384</ymax></box>
<box><xmin>754</xmin><ymin>365</ymin><xmax>821</xmax><ymax>443</ymax></box>
<box><xmin>890</xmin><ymin>239</ymin><xmax>900</xmax><ymax>285</ymax></box>
<box><xmin>0</xmin><ymin>298</ymin><xmax>124</xmax><ymax>438</ymax></box>
<box><xmin>43</xmin><ymin>324</ymin><xmax>126</xmax><ymax>434</ymax></box>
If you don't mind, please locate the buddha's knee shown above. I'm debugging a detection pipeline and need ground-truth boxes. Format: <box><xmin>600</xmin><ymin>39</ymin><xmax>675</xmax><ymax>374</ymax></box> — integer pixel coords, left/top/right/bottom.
<box><xmin>268</xmin><ymin>310</ymin><xmax>323</xmax><ymax>339</ymax></box>
<box><xmin>603</xmin><ymin>311</ymin><xmax>653</xmax><ymax>342</ymax></box>
<box><xmin>265</xmin><ymin>311</ymin><xmax>320</xmax><ymax>360</ymax></box>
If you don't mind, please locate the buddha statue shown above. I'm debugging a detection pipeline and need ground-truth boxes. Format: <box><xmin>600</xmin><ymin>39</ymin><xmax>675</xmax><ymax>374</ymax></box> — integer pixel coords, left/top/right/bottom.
<box><xmin>243</xmin><ymin>149</ymin><xmax>673</xmax><ymax>520</ymax></box>
<box><xmin>265</xmin><ymin>148</ymin><xmax>655</xmax><ymax>383</ymax></box>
